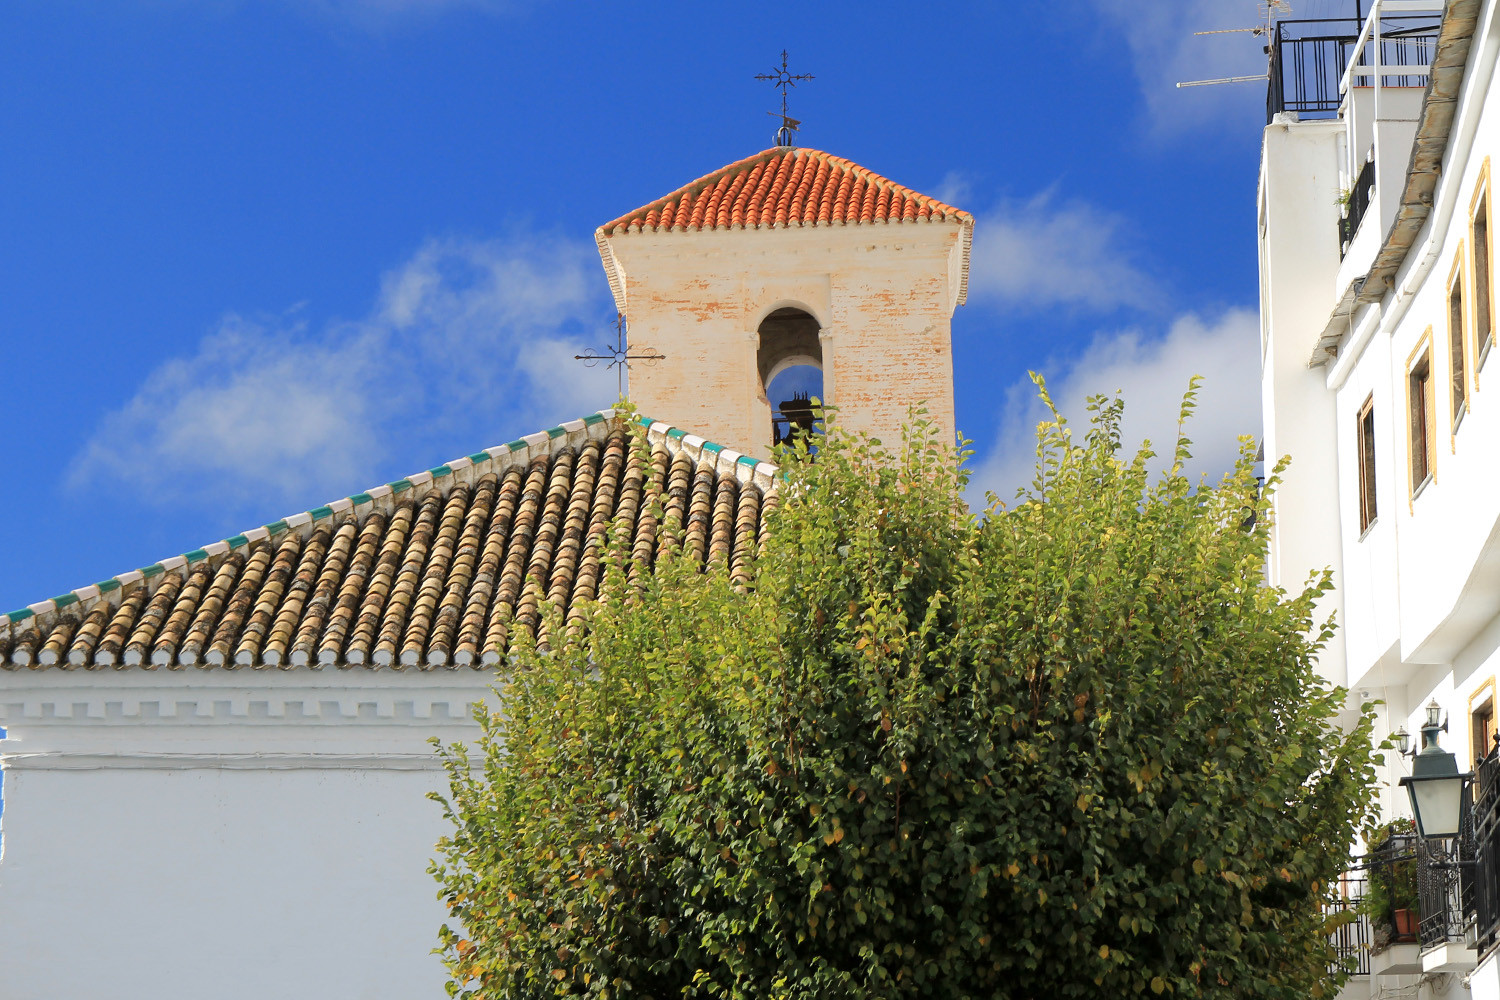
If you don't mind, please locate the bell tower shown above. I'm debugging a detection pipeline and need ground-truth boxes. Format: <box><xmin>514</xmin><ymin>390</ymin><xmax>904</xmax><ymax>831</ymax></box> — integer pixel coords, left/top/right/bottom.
<box><xmin>595</xmin><ymin>146</ymin><xmax>972</xmax><ymax>458</ymax></box>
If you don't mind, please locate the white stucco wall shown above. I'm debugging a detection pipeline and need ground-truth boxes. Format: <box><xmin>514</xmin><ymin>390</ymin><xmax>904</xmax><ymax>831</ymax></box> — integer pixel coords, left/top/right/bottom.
<box><xmin>1258</xmin><ymin>115</ymin><xmax>1350</xmax><ymax>688</ymax></box>
<box><xmin>0</xmin><ymin>669</ymin><xmax>495</xmax><ymax>1000</ymax></box>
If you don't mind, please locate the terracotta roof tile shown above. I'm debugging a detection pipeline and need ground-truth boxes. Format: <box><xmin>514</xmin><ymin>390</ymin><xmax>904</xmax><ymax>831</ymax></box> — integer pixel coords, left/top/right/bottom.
<box><xmin>599</xmin><ymin>147</ymin><xmax>972</xmax><ymax>235</ymax></box>
<box><xmin>1</xmin><ymin>412</ymin><xmax>781</xmax><ymax>671</ymax></box>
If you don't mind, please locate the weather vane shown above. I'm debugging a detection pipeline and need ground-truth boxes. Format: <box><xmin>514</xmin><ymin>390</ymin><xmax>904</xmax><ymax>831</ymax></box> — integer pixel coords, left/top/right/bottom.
<box><xmin>574</xmin><ymin>312</ymin><xmax>665</xmax><ymax>398</ymax></box>
<box><xmin>755</xmin><ymin>50</ymin><xmax>814</xmax><ymax>147</ymax></box>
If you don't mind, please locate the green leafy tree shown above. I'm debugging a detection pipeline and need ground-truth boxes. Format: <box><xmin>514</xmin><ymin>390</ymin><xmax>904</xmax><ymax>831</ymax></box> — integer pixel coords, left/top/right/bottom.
<box><xmin>430</xmin><ymin>382</ymin><xmax>1382</xmax><ymax>999</ymax></box>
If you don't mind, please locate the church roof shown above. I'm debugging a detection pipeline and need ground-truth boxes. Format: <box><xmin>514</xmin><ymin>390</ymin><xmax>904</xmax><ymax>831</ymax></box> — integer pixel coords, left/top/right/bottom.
<box><xmin>597</xmin><ymin>147</ymin><xmax>972</xmax><ymax>235</ymax></box>
<box><xmin>0</xmin><ymin>411</ymin><xmax>780</xmax><ymax>671</ymax></box>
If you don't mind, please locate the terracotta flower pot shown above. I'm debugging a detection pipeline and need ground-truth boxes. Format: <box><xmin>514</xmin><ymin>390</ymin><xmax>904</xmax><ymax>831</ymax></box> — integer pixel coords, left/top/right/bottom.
<box><xmin>1393</xmin><ymin>908</ymin><xmax>1419</xmax><ymax>941</ymax></box>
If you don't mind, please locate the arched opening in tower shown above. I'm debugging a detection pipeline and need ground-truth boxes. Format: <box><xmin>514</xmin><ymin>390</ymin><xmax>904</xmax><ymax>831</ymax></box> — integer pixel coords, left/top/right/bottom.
<box><xmin>757</xmin><ymin>307</ymin><xmax>823</xmax><ymax>451</ymax></box>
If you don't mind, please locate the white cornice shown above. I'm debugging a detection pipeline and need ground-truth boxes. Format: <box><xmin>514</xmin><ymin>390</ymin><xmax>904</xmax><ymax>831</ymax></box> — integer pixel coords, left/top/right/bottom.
<box><xmin>2</xmin><ymin>751</ymin><xmax>448</xmax><ymax>771</ymax></box>
<box><xmin>0</xmin><ymin>669</ymin><xmax>497</xmax><ymax>728</ymax></box>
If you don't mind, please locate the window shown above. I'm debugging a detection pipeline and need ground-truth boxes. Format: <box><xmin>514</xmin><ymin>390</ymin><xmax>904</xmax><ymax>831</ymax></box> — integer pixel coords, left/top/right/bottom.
<box><xmin>1408</xmin><ymin>341</ymin><xmax>1435</xmax><ymax>495</ymax></box>
<box><xmin>1357</xmin><ymin>395</ymin><xmax>1378</xmax><ymax>533</ymax></box>
<box><xmin>1449</xmin><ymin>248</ymin><xmax>1469</xmax><ymax>429</ymax></box>
<box><xmin>1473</xmin><ymin>680</ymin><xmax>1497</xmax><ymax>767</ymax></box>
<box><xmin>1475</xmin><ymin>181</ymin><xmax>1494</xmax><ymax>366</ymax></box>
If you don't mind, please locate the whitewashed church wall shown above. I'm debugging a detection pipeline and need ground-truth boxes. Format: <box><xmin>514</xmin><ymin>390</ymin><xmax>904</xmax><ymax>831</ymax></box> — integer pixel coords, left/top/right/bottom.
<box><xmin>0</xmin><ymin>669</ymin><xmax>496</xmax><ymax>1000</ymax></box>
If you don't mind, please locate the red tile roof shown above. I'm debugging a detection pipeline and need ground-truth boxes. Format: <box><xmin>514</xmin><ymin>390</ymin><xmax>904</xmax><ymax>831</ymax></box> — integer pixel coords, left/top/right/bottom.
<box><xmin>0</xmin><ymin>412</ymin><xmax>781</xmax><ymax>671</ymax></box>
<box><xmin>598</xmin><ymin>147</ymin><xmax>972</xmax><ymax>235</ymax></box>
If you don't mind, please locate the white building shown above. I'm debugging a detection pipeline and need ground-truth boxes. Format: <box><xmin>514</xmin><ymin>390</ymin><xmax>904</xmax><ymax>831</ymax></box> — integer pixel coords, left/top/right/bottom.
<box><xmin>1259</xmin><ymin>0</ymin><xmax>1500</xmax><ymax>995</ymax></box>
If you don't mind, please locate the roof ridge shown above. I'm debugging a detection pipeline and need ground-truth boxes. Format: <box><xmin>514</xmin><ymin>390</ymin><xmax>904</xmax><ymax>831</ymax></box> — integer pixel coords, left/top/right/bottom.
<box><xmin>1</xmin><ymin>410</ymin><xmax>780</xmax><ymax>637</ymax></box>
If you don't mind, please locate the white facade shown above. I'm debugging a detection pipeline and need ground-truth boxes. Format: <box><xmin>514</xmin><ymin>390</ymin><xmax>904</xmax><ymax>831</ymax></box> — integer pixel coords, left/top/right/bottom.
<box><xmin>1260</xmin><ymin>0</ymin><xmax>1500</xmax><ymax>995</ymax></box>
<box><xmin>0</xmin><ymin>669</ymin><xmax>494</xmax><ymax>999</ymax></box>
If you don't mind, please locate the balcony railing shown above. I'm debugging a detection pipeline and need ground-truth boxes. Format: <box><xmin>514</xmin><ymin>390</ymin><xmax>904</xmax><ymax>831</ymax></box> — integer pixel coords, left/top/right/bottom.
<box><xmin>1327</xmin><ymin>875</ymin><xmax>1372</xmax><ymax>977</ymax></box>
<box><xmin>1340</xmin><ymin>158</ymin><xmax>1377</xmax><ymax>259</ymax></box>
<box><xmin>1267</xmin><ymin>15</ymin><xmax>1441</xmax><ymax>125</ymax></box>
<box><xmin>1471</xmin><ymin>747</ymin><xmax>1500</xmax><ymax>956</ymax></box>
<box><xmin>1417</xmin><ymin>813</ymin><xmax>1475</xmax><ymax>949</ymax></box>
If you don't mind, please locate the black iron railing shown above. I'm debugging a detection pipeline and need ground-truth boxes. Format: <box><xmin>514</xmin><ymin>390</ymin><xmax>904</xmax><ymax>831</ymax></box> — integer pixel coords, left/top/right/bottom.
<box><xmin>1418</xmin><ymin>808</ymin><xmax>1476</xmax><ymax>949</ymax></box>
<box><xmin>1267</xmin><ymin>16</ymin><xmax>1441</xmax><ymax>125</ymax></box>
<box><xmin>1327</xmin><ymin>875</ymin><xmax>1372</xmax><ymax>977</ymax></box>
<box><xmin>1340</xmin><ymin>158</ymin><xmax>1377</xmax><ymax>258</ymax></box>
<box><xmin>1471</xmin><ymin>748</ymin><xmax>1500</xmax><ymax>956</ymax></box>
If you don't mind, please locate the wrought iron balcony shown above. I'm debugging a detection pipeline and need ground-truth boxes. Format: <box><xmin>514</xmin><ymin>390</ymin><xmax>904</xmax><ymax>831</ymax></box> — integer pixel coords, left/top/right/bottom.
<box><xmin>1267</xmin><ymin>15</ymin><xmax>1441</xmax><ymax>125</ymax></box>
<box><xmin>1340</xmin><ymin>158</ymin><xmax>1377</xmax><ymax>259</ymax></box>
<box><xmin>1470</xmin><ymin>746</ymin><xmax>1500</xmax><ymax>957</ymax></box>
<box><xmin>1326</xmin><ymin>875</ymin><xmax>1372</xmax><ymax>977</ymax></box>
<box><xmin>1359</xmin><ymin>830</ymin><xmax>1422</xmax><ymax>954</ymax></box>
<box><xmin>1416</xmin><ymin>815</ymin><xmax>1475</xmax><ymax>950</ymax></box>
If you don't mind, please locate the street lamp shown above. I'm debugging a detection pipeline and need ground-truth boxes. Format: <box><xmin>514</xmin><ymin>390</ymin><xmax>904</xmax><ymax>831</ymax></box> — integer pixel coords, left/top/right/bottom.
<box><xmin>1392</xmin><ymin>724</ymin><xmax>1411</xmax><ymax>757</ymax></box>
<box><xmin>1399</xmin><ymin>700</ymin><xmax>1474</xmax><ymax>840</ymax></box>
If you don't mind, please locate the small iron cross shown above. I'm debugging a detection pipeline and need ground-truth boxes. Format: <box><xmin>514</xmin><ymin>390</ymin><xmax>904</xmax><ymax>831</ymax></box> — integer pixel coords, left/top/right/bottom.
<box><xmin>756</xmin><ymin>50</ymin><xmax>814</xmax><ymax>147</ymax></box>
<box><xmin>574</xmin><ymin>313</ymin><xmax>665</xmax><ymax>398</ymax></box>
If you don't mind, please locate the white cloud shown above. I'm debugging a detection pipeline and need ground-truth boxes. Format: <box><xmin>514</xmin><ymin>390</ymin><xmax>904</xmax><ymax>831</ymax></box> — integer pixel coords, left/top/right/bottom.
<box><xmin>966</xmin><ymin>189</ymin><xmax>1158</xmax><ymax>312</ymax></box>
<box><xmin>1089</xmin><ymin>0</ymin><xmax>1272</xmax><ymax>132</ymax></box>
<box><xmin>969</xmin><ymin>308</ymin><xmax>1262</xmax><ymax>504</ymax></box>
<box><xmin>70</xmin><ymin>233</ymin><xmax>616</xmax><ymax>511</ymax></box>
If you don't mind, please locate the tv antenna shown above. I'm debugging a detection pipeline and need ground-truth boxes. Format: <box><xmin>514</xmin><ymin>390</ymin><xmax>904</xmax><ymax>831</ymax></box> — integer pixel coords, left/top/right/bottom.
<box><xmin>1175</xmin><ymin>0</ymin><xmax>1291</xmax><ymax>89</ymax></box>
<box><xmin>755</xmin><ymin>50</ymin><xmax>814</xmax><ymax>147</ymax></box>
<box><xmin>574</xmin><ymin>313</ymin><xmax>665</xmax><ymax>398</ymax></box>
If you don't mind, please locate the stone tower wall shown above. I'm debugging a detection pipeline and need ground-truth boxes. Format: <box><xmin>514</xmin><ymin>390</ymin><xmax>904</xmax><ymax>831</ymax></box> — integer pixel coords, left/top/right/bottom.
<box><xmin>603</xmin><ymin>222</ymin><xmax>965</xmax><ymax>458</ymax></box>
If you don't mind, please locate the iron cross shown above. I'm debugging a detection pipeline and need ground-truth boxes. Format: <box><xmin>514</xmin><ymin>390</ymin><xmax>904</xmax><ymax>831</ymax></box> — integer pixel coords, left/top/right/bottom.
<box><xmin>755</xmin><ymin>50</ymin><xmax>814</xmax><ymax>147</ymax></box>
<box><xmin>574</xmin><ymin>313</ymin><xmax>665</xmax><ymax>398</ymax></box>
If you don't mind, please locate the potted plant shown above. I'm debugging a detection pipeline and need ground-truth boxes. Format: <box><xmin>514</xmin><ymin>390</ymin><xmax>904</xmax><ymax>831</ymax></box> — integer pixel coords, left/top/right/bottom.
<box><xmin>1364</xmin><ymin>818</ymin><xmax>1421</xmax><ymax>951</ymax></box>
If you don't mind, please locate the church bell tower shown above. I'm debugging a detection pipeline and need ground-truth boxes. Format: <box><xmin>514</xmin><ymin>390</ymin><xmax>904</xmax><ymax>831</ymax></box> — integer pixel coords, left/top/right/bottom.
<box><xmin>594</xmin><ymin>146</ymin><xmax>972</xmax><ymax>458</ymax></box>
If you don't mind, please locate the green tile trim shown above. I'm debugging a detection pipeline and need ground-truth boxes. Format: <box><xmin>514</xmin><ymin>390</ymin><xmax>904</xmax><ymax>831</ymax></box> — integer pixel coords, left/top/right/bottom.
<box><xmin>468</xmin><ymin>451</ymin><xmax>490</xmax><ymax>464</ymax></box>
<box><xmin>52</xmin><ymin>593</ymin><xmax>79</xmax><ymax>610</ymax></box>
<box><xmin>428</xmin><ymin>464</ymin><xmax>452</xmax><ymax>478</ymax></box>
<box><xmin>348</xmin><ymin>493</ymin><xmax>373</xmax><ymax>507</ymax></box>
<box><xmin>140</xmin><ymin>563</ymin><xmax>165</xmax><ymax>579</ymax></box>
<box><xmin>702</xmin><ymin>441</ymin><xmax>723</xmax><ymax>455</ymax></box>
<box><xmin>308</xmin><ymin>506</ymin><xmax>335</xmax><ymax>521</ymax></box>
<box><xmin>737</xmin><ymin>455</ymin><xmax>759</xmax><ymax>467</ymax></box>
<box><xmin>262</xmin><ymin>520</ymin><xmax>289</xmax><ymax>536</ymax></box>
<box><xmin>546</xmin><ymin>426</ymin><xmax>567</xmax><ymax>439</ymax></box>
<box><xmin>8</xmin><ymin>609</ymin><xmax>35</xmax><ymax>623</ymax></box>
<box><xmin>225</xmin><ymin>534</ymin><xmax>250</xmax><ymax>550</ymax></box>
<box><xmin>97</xmin><ymin>579</ymin><xmax>122</xmax><ymax>594</ymax></box>
<box><xmin>389</xmin><ymin>479</ymin><xmax>413</xmax><ymax>494</ymax></box>
<box><xmin>184</xmin><ymin>548</ymin><xmax>209</xmax><ymax>564</ymax></box>
<box><xmin>667</xmin><ymin>427</ymin><xmax>686</xmax><ymax>440</ymax></box>
<box><xmin>583</xmin><ymin>413</ymin><xmax>606</xmax><ymax>426</ymax></box>
<box><xmin>507</xmin><ymin>439</ymin><xmax>527</xmax><ymax>451</ymax></box>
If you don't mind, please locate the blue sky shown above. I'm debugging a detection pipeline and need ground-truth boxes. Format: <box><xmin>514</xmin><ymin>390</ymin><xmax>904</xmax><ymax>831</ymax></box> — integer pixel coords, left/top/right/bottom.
<box><xmin>0</xmin><ymin>0</ymin><xmax>1313</xmax><ymax>613</ymax></box>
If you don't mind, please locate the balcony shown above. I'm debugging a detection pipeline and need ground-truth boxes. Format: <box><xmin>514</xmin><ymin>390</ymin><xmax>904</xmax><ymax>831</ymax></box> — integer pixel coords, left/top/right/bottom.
<box><xmin>1327</xmin><ymin>875</ymin><xmax>1372</xmax><ymax>977</ymax></box>
<box><xmin>1339</xmin><ymin>158</ymin><xmax>1376</xmax><ymax>260</ymax></box>
<box><xmin>1267</xmin><ymin>13</ymin><xmax>1440</xmax><ymax>126</ymax></box>
<box><xmin>1359</xmin><ymin>829</ymin><xmax>1421</xmax><ymax>956</ymax></box>
<box><xmin>1471</xmin><ymin>747</ymin><xmax>1500</xmax><ymax>959</ymax></box>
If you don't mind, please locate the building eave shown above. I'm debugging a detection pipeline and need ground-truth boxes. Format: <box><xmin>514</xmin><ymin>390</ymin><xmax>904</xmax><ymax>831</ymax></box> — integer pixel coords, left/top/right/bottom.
<box><xmin>1310</xmin><ymin>0</ymin><xmax>1482</xmax><ymax>367</ymax></box>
